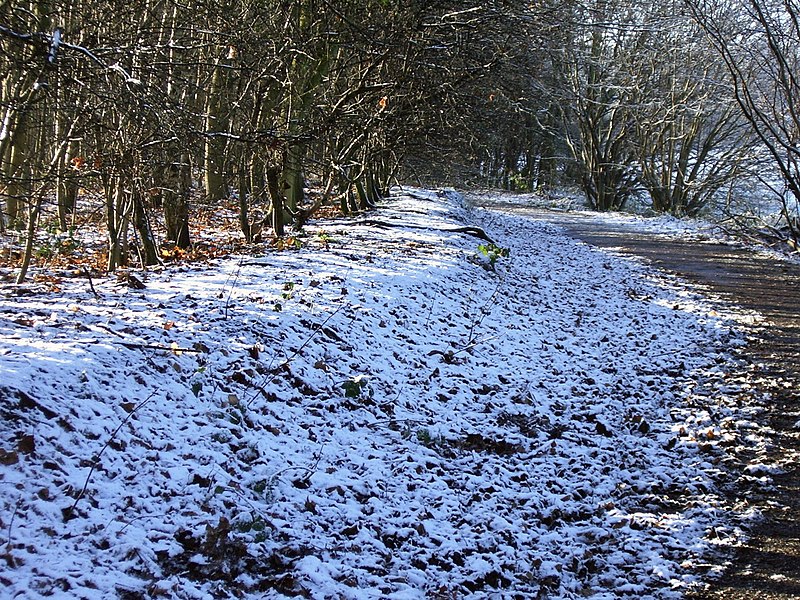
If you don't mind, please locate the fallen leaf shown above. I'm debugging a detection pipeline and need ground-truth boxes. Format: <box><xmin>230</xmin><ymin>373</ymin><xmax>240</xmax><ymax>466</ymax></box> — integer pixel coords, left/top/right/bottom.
<box><xmin>0</xmin><ymin>448</ymin><xmax>19</xmax><ymax>465</ymax></box>
<box><xmin>595</xmin><ymin>421</ymin><xmax>612</xmax><ymax>437</ymax></box>
<box><xmin>17</xmin><ymin>434</ymin><xmax>35</xmax><ymax>455</ymax></box>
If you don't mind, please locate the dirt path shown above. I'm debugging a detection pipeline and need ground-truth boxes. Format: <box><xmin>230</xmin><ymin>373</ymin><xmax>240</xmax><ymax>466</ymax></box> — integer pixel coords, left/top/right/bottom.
<box><xmin>487</xmin><ymin>204</ymin><xmax>800</xmax><ymax>599</ymax></box>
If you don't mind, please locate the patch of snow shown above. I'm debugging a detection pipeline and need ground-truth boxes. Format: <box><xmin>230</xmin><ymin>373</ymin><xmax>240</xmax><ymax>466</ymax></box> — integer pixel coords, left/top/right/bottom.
<box><xmin>0</xmin><ymin>188</ymin><xmax>774</xmax><ymax>598</ymax></box>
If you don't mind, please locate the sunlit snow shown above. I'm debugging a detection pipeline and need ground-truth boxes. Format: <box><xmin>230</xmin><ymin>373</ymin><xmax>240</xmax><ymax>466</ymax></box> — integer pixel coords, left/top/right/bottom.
<box><xmin>0</xmin><ymin>189</ymin><xmax>780</xmax><ymax>598</ymax></box>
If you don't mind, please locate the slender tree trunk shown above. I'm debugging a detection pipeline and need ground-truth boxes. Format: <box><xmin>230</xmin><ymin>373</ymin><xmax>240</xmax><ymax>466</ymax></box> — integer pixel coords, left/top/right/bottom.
<box><xmin>16</xmin><ymin>193</ymin><xmax>42</xmax><ymax>284</ymax></box>
<box><xmin>133</xmin><ymin>191</ymin><xmax>159</xmax><ymax>266</ymax></box>
<box><xmin>355</xmin><ymin>180</ymin><xmax>369</xmax><ymax>210</ymax></box>
<box><xmin>238</xmin><ymin>155</ymin><xmax>253</xmax><ymax>242</ymax></box>
<box><xmin>4</xmin><ymin>124</ymin><xmax>30</xmax><ymax>227</ymax></box>
<box><xmin>283</xmin><ymin>143</ymin><xmax>305</xmax><ymax>217</ymax></box>
<box><xmin>204</xmin><ymin>58</ymin><xmax>227</xmax><ymax>202</ymax></box>
<box><xmin>56</xmin><ymin>137</ymin><xmax>77</xmax><ymax>231</ymax></box>
<box><xmin>163</xmin><ymin>156</ymin><xmax>191</xmax><ymax>248</ymax></box>
<box><xmin>266</xmin><ymin>165</ymin><xmax>284</xmax><ymax>237</ymax></box>
<box><xmin>106</xmin><ymin>176</ymin><xmax>124</xmax><ymax>271</ymax></box>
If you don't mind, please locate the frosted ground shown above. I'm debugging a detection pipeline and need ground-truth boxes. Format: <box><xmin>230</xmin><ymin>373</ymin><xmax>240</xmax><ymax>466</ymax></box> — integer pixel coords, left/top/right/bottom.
<box><xmin>0</xmin><ymin>189</ymin><xmax>782</xmax><ymax>598</ymax></box>
<box><xmin>469</xmin><ymin>187</ymin><xmax>800</xmax><ymax>264</ymax></box>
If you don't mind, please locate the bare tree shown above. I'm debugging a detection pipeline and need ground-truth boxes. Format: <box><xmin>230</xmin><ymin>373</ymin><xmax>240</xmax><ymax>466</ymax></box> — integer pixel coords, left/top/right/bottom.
<box><xmin>629</xmin><ymin>5</ymin><xmax>755</xmax><ymax>216</ymax></box>
<box><xmin>686</xmin><ymin>0</ymin><xmax>800</xmax><ymax>238</ymax></box>
<box><xmin>555</xmin><ymin>0</ymin><xmax>641</xmax><ymax>211</ymax></box>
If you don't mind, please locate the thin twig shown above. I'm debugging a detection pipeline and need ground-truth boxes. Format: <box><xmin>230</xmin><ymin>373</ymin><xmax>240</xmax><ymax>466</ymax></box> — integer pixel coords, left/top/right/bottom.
<box><xmin>465</xmin><ymin>279</ymin><xmax>504</xmax><ymax>347</ymax></box>
<box><xmin>86</xmin><ymin>324</ymin><xmax>203</xmax><ymax>353</ymax></box>
<box><xmin>64</xmin><ymin>390</ymin><xmax>159</xmax><ymax>521</ymax></box>
<box><xmin>267</xmin><ymin>445</ymin><xmax>326</xmax><ymax>487</ymax></box>
<box><xmin>454</xmin><ymin>333</ymin><xmax>501</xmax><ymax>356</ymax></box>
<box><xmin>6</xmin><ymin>499</ymin><xmax>19</xmax><ymax>551</ymax></box>
<box><xmin>118</xmin><ymin>341</ymin><xmax>204</xmax><ymax>353</ymax></box>
<box><xmin>224</xmin><ymin>256</ymin><xmax>246</xmax><ymax>320</ymax></box>
<box><xmin>246</xmin><ymin>303</ymin><xmax>345</xmax><ymax>407</ymax></box>
<box><xmin>366</xmin><ymin>418</ymin><xmax>424</xmax><ymax>429</ymax></box>
<box><xmin>354</xmin><ymin>219</ymin><xmax>497</xmax><ymax>244</ymax></box>
<box><xmin>83</xmin><ymin>267</ymin><xmax>100</xmax><ymax>299</ymax></box>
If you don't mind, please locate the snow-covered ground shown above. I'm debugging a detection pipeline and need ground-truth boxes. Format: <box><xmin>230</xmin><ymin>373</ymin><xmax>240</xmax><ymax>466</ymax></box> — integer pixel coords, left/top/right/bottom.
<box><xmin>469</xmin><ymin>188</ymin><xmax>800</xmax><ymax>264</ymax></box>
<box><xmin>0</xmin><ymin>189</ymin><xmax>778</xmax><ymax>598</ymax></box>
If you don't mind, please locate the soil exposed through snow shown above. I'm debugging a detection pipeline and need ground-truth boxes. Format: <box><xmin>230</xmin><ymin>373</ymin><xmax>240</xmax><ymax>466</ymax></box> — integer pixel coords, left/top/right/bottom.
<box><xmin>483</xmin><ymin>202</ymin><xmax>800</xmax><ymax>600</ymax></box>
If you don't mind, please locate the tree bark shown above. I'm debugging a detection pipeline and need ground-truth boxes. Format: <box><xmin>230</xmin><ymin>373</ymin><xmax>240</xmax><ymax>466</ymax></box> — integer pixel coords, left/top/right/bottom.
<box><xmin>204</xmin><ymin>57</ymin><xmax>227</xmax><ymax>202</ymax></box>
<box><xmin>266</xmin><ymin>165</ymin><xmax>284</xmax><ymax>237</ymax></box>
<box><xmin>162</xmin><ymin>157</ymin><xmax>191</xmax><ymax>249</ymax></box>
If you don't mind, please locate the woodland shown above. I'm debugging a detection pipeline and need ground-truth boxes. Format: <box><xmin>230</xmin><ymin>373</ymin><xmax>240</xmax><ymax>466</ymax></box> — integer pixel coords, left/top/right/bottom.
<box><xmin>3</xmin><ymin>2</ymin><xmax>800</xmax><ymax>597</ymax></box>
<box><xmin>2</xmin><ymin>0</ymin><xmax>800</xmax><ymax>280</ymax></box>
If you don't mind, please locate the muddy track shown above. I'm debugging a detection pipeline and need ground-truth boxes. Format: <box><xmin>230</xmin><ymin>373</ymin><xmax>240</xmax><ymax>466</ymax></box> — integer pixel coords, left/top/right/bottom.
<box><xmin>487</xmin><ymin>205</ymin><xmax>800</xmax><ymax>599</ymax></box>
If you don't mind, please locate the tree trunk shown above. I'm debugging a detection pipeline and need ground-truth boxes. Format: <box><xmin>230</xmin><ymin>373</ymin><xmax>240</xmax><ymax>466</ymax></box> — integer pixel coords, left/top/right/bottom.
<box><xmin>163</xmin><ymin>158</ymin><xmax>192</xmax><ymax>249</ymax></box>
<box><xmin>16</xmin><ymin>193</ymin><xmax>42</xmax><ymax>284</ymax></box>
<box><xmin>266</xmin><ymin>165</ymin><xmax>284</xmax><ymax>237</ymax></box>
<box><xmin>133</xmin><ymin>191</ymin><xmax>159</xmax><ymax>266</ymax></box>
<box><xmin>4</xmin><ymin>126</ymin><xmax>30</xmax><ymax>228</ymax></box>
<box><xmin>238</xmin><ymin>156</ymin><xmax>253</xmax><ymax>242</ymax></box>
<box><xmin>56</xmin><ymin>140</ymin><xmax>78</xmax><ymax>231</ymax></box>
<box><xmin>283</xmin><ymin>143</ymin><xmax>305</xmax><ymax>220</ymax></box>
<box><xmin>204</xmin><ymin>59</ymin><xmax>227</xmax><ymax>202</ymax></box>
<box><xmin>105</xmin><ymin>162</ymin><xmax>136</xmax><ymax>271</ymax></box>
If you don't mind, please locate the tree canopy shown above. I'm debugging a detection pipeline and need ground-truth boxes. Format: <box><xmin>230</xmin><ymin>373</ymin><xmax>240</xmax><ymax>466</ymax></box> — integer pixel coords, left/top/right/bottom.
<box><xmin>1</xmin><ymin>0</ymin><xmax>797</xmax><ymax>280</ymax></box>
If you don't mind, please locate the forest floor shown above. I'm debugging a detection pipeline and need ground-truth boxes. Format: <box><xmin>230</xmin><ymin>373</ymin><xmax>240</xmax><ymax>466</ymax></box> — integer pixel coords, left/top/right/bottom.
<box><xmin>0</xmin><ymin>188</ymin><xmax>796</xmax><ymax>598</ymax></box>
<box><xmin>472</xmin><ymin>193</ymin><xmax>800</xmax><ymax>599</ymax></box>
